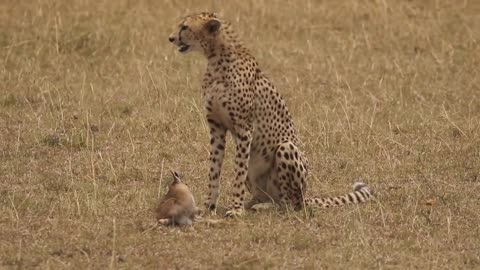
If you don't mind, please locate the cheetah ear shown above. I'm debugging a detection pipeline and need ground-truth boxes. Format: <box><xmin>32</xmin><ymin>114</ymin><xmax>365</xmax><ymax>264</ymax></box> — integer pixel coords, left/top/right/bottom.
<box><xmin>205</xmin><ymin>19</ymin><xmax>221</xmax><ymax>34</ymax></box>
<box><xmin>170</xmin><ymin>170</ymin><xmax>181</xmax><ymax>184</ymax></box>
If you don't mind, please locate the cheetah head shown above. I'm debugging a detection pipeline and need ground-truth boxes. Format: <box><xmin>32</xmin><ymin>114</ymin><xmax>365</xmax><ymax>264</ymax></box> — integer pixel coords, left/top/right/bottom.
<box><xmin>168</xmin><ymin>12</ymin><xmax>222</xmax><ymax>54</ymax></box>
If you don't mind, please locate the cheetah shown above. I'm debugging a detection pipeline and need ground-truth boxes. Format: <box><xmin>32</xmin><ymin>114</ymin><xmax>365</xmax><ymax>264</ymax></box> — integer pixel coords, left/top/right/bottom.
<box><xmin>168</xmin><ymin>12</ymin><xmax>373</xmax><ymax>217</ymax></box>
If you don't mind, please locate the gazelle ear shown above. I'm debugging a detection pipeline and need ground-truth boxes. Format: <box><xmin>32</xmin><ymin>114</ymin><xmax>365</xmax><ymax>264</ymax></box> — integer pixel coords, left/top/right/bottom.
<box><xmin>170</xmin><ymin>170</ymin><xmax>181</xmax><ymax>184</ymax></box>
<box><xmin>205</xmin><ymin>19</ymin><xmax>221</xmax><ymax>34</ymax></box>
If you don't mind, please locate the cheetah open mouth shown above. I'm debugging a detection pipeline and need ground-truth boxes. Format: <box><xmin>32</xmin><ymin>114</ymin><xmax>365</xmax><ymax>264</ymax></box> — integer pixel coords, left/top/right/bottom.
<box><xmin>178</xmin><ymin>43</ymin><xmax>190</xmax><ymax>53</ymax></box>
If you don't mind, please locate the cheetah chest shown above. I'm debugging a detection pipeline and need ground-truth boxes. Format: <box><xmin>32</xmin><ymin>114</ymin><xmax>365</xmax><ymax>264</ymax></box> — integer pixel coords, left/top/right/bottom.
<box><xmin>203</xmin><ymin>82</ymin><xmax>236</xmax><ymax>131</ymax></box>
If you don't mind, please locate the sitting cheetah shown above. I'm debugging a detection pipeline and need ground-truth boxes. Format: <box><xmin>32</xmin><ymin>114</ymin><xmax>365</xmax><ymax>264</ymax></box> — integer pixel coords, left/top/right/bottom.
<box><xmin>168</xmin><ymin>12</ymin><xmax>373</xmax><ymax>217</ymax></box>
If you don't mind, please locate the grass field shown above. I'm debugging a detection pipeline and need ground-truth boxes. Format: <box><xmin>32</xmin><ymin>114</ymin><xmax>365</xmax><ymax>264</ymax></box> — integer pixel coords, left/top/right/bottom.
<box><xmin>1</xmin><ymin>0</ymin><xmax>480</xmax><ymax>269</ymax></box>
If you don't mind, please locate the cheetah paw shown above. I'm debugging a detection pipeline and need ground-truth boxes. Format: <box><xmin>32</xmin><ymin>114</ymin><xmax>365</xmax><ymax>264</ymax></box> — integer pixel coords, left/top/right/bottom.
<box><xmin>250</xmin><ymin>202</ymin><xmax>275</xmax><ymax>212</ymax></box>
<box><xmin>225</xmin><ymin>208</ymin><xmax>244</xmax><ymax>218</ymax></box>
<box><xmin>198</xmin><ymin>202</ymin><xmax>217</xmax><ymax>216</ymax></box>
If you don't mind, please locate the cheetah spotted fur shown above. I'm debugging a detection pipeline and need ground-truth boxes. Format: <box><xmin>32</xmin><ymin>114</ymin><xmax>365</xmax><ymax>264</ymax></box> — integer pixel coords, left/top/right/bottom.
<box><xmin>168</xmin><ymin>12</ymin><xmax>373</xmax><ymax>217</ymax></box>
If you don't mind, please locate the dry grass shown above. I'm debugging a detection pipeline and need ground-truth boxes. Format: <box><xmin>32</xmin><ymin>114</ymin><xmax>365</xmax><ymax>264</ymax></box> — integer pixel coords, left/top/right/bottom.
<box><xmin>1</xmin><ymin>0</ymin><xmax>480</xmax><ymax>269</ymax></box>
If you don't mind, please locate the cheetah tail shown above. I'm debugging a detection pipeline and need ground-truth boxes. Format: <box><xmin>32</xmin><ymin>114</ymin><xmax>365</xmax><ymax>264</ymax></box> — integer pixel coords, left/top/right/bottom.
<box><xmin>304</xmin><ymin>182</ymin><xmax>374</xmax><ymax>208</ymax></box>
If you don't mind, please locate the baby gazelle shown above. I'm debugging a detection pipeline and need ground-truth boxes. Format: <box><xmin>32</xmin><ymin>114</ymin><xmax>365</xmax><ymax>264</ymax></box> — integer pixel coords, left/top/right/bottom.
<box><xmin>156</xmin><ymin>170</ymin><xmax>198</xmax><ymax>226</ymax></box>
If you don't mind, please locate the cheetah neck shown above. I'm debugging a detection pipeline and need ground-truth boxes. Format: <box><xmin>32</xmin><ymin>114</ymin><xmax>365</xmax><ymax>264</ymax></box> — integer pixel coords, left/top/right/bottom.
<box><xmin>203</xmin><ymin>23</ymin><xmax>249</xmax><ymax>62</ymax></box>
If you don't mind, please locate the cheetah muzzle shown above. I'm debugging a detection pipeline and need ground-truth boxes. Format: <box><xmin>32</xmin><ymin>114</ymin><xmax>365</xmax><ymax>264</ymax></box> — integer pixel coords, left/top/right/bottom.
<box><xmin>178</xmin><ymin>42</ymin><xmax>190</xmax><ymax>53</ymax></box>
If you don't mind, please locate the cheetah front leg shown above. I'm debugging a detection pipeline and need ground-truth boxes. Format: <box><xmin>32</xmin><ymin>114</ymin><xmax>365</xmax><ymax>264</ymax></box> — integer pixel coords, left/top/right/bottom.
<box><xmin>203</xmin><ymin>119</ymin><xmax>227</xmax><ymax>214</ymax></box>
<box><xmin>225</xmin><ymin>129</ymin><xmax>252</xmax><ymax>217</ymax></box>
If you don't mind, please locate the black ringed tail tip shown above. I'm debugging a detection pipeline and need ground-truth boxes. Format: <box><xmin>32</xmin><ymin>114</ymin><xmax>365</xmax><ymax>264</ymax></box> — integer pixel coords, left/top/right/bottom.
<box><xmin>305</xmin><ymin>182</ymin><xmax>374</xmax><ymax>208</ymax></box>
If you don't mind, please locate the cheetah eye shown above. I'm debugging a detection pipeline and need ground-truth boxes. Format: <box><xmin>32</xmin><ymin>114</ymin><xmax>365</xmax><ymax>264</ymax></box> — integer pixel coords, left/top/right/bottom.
<box><xmin>180</xmin><ymin>25</ymin><xmax>188</xmax><ymax>31</ymax></box>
